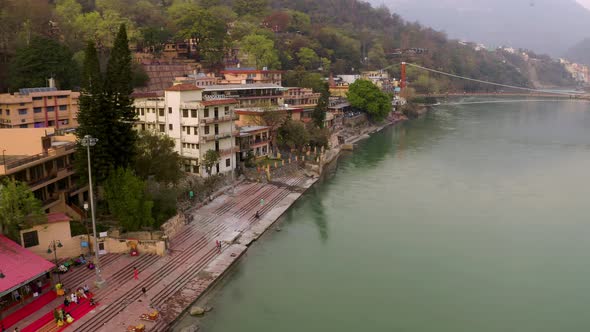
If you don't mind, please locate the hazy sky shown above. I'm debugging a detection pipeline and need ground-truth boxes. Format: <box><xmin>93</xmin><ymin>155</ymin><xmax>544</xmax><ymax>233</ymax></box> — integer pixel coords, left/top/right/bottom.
<box><xmin>577</xmin><ymin>0</ymin><xmax>590</xmax><ymax>9</ymax></box>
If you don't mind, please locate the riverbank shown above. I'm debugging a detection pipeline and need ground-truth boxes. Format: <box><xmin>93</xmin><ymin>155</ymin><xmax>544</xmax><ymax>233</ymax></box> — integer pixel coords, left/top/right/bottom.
<box><xmin>167</xmin><ymin>113</ymin><xmax>411</xmax><ymax>332</ymax></box>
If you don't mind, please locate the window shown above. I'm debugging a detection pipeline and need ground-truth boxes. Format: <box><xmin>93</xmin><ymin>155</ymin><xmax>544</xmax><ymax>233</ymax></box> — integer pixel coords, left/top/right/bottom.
<box><xmin>18</xmin><ymin>109</ymin><xmax>27</xmax><ymax>115</ymax></box>
<box><xmin>169</xmin><ymin>124</ymin><xmax>173</xmax><ymax>130</ymax></box>
<box><xmin>168</xmin><ymin>107</ymin><xmax>172</xmax><ymax>114</ymax></box>
<box><xmin>57</xmin><ymin>95</ymin><xmax>68</xmax><ymax>99</ymax></box>
<box><xmin>204</xmin><ymin>126</ymin><xmax>210</xmax><ymax>134</ymax></box>
<box><xmin>141</xmin><ymin>109</ymin><xmax>144</xmax><ymax>116</ymax></box>
<box><xmin>22</xmin><ymin>231</ymin><xmax>39</xmax><ymax>248</ymax></box>
<box><xmin>193</xmin><ymin>127</ymin><xmax>198</xmax><ymax>135</ymax></box>
<box><xmin>34</xmin><ymin>107</ymin><xmax>42</xmax><ymax>113</ymax></box>
<box><xmin>191</xmin><ymin>109</ymin><xmax>197</xmax><ymax>118</ymax></box>
<box><xmin>19</xmin><ymin>124</ymin><xmax>28</xmax><ymax>128</ymax></box>
<box><xmin>159</xmin><ymin>124</ymin><xmax>165</xmax><ymax>132</ymax></box>
<box><xmin>226</xmin><ymin>158</ymin><xmax>230</xmax><ymax>167</ymax></box>
<box><xmin>204</xmin><ymin>108</ymin><xmax>209</xmax><ymax>117</ymax></box>
<box><xmin>183</xmin><ymin>109</ymin><xmax>189</xmax><ymax>117</ymax></box>
<box><xmin>225</xmin><ymin>106</ymin><xmax>230</xmax><ymax>115</ymax></box>
<box><xmin>59</xmin><ymin>105</ymin><xmax>67</xmax><ymax>111</ymax></box>
<box><xmin>46</xmin><ymin>106</ymin><xmax>55</xmax><ymax>112</ymax></box>
<box><xmin>32</xmin><ymin>96</ymin><xmax>42</xmax><ymax>101</ymax></box>
<box><xmin>141</xmin><ymin>124</ymin><xmax>145</xmax><ymax>131</ymax></box>
<box><xmin>47</xmin><ymin>96</ymin><xmax>52</xmax><ymax>99</ymax></box>
<box><xmin>186</xmin><ymin>127</ymin><xmax>191</xmax><ymax>135</ymax></box>
<box><xmin>159</xmin><ymin>109</ymin><xmax>164</xmax><ymax>116</ymax></box>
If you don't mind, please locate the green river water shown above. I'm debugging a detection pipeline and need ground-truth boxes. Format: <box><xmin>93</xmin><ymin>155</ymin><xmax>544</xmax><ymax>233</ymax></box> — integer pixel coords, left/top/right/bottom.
<box><xmin>176</xmin><ymin>98</ymin><xmax>590</xmax><ymax>332</ymax></box>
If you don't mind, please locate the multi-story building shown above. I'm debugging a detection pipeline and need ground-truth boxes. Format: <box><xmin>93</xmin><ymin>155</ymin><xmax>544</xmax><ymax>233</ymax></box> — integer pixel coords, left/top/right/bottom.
<box><xmin>237</xmin><ymin>126</ymin><xmax>271</xmax><ymax>162</ymax></box>
<box><xmin>203</xmin><ymin>83</ymin><xmax>285</xmax><ymax>107</ymax></box>
<box><xmin>0</xmin><ymin>128</ymin><xmax>88</xmax><ymax>219</ymax></box>
<box><xmin>175</xmin><ymin>72</ymin><xmax>219</xmax><ymax>87</ymax></box>
<box><xmin>0</xmin><ymin>85</ymin><xmax>79</xmax><ymax>129</ymax></box>
<box><xmin>283</xmin><ymin>87</ymin><xmax>320</xmax><ymax>108</ymax></box>
<box><xmin>133</xmin><ymin>83</ymin><xmax>239</xmax><ymax>176</ymax></box>
<box><xmin>219</xmin><ymin>68</ymin><xmax>282</xmax><ymax>85</ymax></box>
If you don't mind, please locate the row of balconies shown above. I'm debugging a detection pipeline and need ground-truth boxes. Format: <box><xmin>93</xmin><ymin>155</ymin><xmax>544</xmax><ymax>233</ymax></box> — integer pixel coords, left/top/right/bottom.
<box><xmin>199</xmin><ymin>114</ymin><xmax>239</xmax><ymax>124</ymax></box>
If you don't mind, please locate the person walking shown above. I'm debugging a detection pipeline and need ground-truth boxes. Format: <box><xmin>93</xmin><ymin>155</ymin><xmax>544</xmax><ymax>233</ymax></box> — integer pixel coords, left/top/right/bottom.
<box><xmin>133</xmin><ymin>267</ymin><xmax>139</xmax><ymax>280</ymax></box>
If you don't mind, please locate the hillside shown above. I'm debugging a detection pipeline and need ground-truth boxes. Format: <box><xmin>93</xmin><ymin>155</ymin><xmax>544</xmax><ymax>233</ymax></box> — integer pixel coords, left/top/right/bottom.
<box><xmin>371</xmin><ymin>0</ymin><xmax>590</xmax><ymax>57</ymax></box>
<box><xmin>564</xmin><ymin>38</ymin><xmax>590</xmax><ymax>65</ymax></box>
<box><xmin>0</xmin><ymin>0</ymin><xmax>576</xmax><ymax>92</ymax></box>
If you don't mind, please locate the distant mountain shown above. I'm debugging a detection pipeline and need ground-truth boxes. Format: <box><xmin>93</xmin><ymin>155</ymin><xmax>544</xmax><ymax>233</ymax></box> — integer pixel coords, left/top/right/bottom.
<box><xmin>369</xmin><ymin>0</ymin><xmax>590</xmax><ymax>57</ymax></box>
<box><xmin>564</xmin><ymin>38</ymin><xmax>590</xmax><ymax>65</ymax></box>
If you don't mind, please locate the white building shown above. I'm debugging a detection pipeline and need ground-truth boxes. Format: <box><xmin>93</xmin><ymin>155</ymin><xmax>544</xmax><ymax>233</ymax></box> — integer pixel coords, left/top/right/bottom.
<box><xmin>133</xmin><ymin>84</ymin><xmax>238</xmax><ymax>177</ymax></box>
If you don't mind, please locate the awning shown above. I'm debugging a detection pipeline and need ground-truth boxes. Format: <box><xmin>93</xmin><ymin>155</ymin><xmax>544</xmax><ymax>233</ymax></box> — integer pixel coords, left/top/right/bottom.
<box><xmin>0</xmin><ymin>235</ymin><xmax>55</xmax><ymax>297</ymax></box>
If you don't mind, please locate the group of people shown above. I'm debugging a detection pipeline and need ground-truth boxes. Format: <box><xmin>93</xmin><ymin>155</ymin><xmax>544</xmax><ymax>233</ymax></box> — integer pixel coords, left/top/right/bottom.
<box><xmin>54</xmin><ymin>284</ymin><xmax>94</xmax><ymax>327</ymax></box>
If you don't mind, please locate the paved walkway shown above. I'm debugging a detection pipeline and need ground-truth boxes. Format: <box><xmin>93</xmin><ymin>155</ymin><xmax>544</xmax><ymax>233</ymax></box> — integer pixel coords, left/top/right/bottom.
<box><xmin>51</xmin><ymin>172</ymin><xmax>314</xmax><ymax>332</ymax></box>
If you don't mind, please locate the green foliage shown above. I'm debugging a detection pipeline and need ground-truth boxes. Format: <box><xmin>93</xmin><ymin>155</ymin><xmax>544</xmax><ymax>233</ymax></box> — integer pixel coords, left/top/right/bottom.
<box><xmin>297</xmin><ymin>47</ymin><xmax>319</xmax><ymax>70</ymax></box>
<box><xmin>347</xmin><ymin>79</ymin><xmax>392</xmax><ymax>122</ymax></box>
<box><xmin>409</xmin><ymin>96</ymin><xmax>438</xmax><ymax>105</ymax></box>
<box><xmin>307</xmin><ymin>125</ymin><xmax>329</xmax><ymax>148</ymax></box>
<box><xmin>104</xmin><ymin>168</ymin><xmax>154</xmax><ymax>232</ymax></box>
<box><xmin>241</xmin><ymin>34</ymin><xmax>280</xmax><ymax>69</ymax></box>
<box><xmin>0</xmin><ymin>178</ymin><xmax>45</xmax><ymax>241</ymax></box>
<box><xmin>277</xmin><ymin>120</ymin><xmax>308</xmax><ymax>149</ymax></box>
<box><xmin>134</xmin><ymin>130</ymin><xmax>183</xmax><ymax>184</ymax></box>
<box><xmin>311</xmin><ymin>83</ymin><xmax>330</xmax><ymax>128</ymax></box>
<box><xmin>132</xmin><ymin>63</ymin><xmax>150</xmax><ymax>88</ymax></box>
<box><xmin>283</xmin><ymin>70</ymin><xmax>325</xmax><ymax>93</ymax></box>
<box><xmin>146</xmin><ymin>181</ymin><xmax>178</xmax><ymax>228</ymax></box>
<box><xmin>8</xmin><ymin>36</ymin><xmax>79</xmax><ymax>90</ymax></box>
<box><xmin>233</xmin><ymin>0</ymin><xmax>269</xmax><ymax>17</ymax></box>
<box><xmin>202</xmin><ymin>150</ymin><xmax>220</xmax><ymax>176</ymax></box>
<box><xmin>75</xmin><ymin>26</ymin><xmax>137</xmax><ymax>184</ymax></box>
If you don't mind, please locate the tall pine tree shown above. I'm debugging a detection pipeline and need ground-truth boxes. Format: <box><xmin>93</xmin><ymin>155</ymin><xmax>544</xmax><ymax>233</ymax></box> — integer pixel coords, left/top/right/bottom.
<box><xmin>75</xmin><ymin>25</ymin><xmax>138</xmax><ymax>184</ymax></box>
<box><xmin>105</xmin><ymin>24</ymin><xmax>138</xmax><ymax>172</ymax></box>
<box><xmin>75</xmin><ymin>41</ymin><xmax>115</xmax><ymax>184</ymax></box>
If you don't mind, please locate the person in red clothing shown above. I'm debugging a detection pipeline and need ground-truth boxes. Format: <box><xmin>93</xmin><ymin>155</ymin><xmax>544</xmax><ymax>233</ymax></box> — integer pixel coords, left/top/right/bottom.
<box><xmin>133</xmin><ymin>267</ymin><xmax>139</xmax><ymax>280</ymax></box>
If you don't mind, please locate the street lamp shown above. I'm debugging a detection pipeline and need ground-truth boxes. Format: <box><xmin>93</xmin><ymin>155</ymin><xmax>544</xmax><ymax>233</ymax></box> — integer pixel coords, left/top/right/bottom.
<box><xmin>80</xmin><ymin>135</ymin><xmax>106</xmax><ymax>288</ymax></box>
<box><xmin>47</xmin><ymin>240</ymin><xmax>63</xmax><ymax>284</ymax></box>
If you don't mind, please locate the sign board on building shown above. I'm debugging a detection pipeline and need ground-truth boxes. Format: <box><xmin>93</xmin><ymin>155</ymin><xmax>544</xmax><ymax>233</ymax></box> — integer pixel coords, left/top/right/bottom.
<box><xmin>99</xmin><ymin>231</ymin><xmax>108</xmax><ymax>238</ymax></box>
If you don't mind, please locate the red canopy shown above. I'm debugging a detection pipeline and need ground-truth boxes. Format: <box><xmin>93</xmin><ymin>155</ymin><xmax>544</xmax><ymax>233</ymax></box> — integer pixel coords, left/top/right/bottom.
<box><xmin>0</xmin><ymin>235</ymin><xmax>55</xmax><ymax>297</ymax></box>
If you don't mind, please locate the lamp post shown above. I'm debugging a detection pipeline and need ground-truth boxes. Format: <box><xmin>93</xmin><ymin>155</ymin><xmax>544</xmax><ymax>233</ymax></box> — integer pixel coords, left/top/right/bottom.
<box><xmin>80</xmin><ymin>135</ymin><xmax>105</xmax><ymax>288</ymax></box>
<box><xmin>47</xmin><ymin>240</ymin><xmax>63</xmax><ymax>284</ymax></box>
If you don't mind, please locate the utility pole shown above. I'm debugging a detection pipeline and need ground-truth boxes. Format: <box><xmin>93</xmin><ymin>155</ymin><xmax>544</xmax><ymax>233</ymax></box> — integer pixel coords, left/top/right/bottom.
<box><xmin>81</xmin><ymin>135</ymin><xmax>106</xmax><ymax>288</ymax></box>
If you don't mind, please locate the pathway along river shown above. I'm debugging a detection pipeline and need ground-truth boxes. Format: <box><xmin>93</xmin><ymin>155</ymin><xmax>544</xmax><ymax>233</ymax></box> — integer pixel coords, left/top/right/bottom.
<box><xmin>176</xmin><ymin>98</ymin><xmax>590</xmax><ymax>332</ymax></box>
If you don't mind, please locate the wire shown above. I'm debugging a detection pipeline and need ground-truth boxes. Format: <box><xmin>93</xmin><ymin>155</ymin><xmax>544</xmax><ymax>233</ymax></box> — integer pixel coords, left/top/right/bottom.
<box><xmin>404</xmin><ymin>62</ymin><xmax>579</xmax><ymax>96</ymax></box>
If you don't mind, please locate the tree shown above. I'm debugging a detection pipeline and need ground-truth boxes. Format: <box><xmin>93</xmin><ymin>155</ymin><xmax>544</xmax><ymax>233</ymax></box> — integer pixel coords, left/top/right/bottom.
<box><xmin>135</xmin><ymin>130</ymin><xmax>183</xmax><ymax>184</ymax></box>
<box><xmin>368</xmin><ymin>43</ymin><xmax>387</xmax><ymax>70</ymax></box>
<box><xmin>202</xmin><ymin>150</ymin><xmax>220</xmax><ymax>176</ymax></box>
<box><xmin>104</xmin><ymin>168</ymin><xmax>154</xmax><ymax>232</ymax></box>
<box><xmin>347</xmin><ymin>79</ymin><xmax>392</xmax><ymax>122</ymax></box>
<box><xmin>0</xmin><ymin>179</ymin><xmax>45</xmax><ymax>241</ymax></box>
<box><xmin>75</xmin><ymin>41</ymin><xmax>115</xmax><ymax>184</ymax></box>
<box><xmin>8</xmin><ymin>36</ymin><xmax>79</xmax><ymax>90</ymax></box>
<box><xmin>233</xmin><ymin>0</ymin><xmax>269</xmax><ymax>17</ymax></box>
<box><xmin>297</xmin><ymin>47</ymin><xmax>319</xmax><ymax>70</ymax></box>
<box><xmin>311</xmin><ymin>83</ymin><xmax>330</xmax><ymax>128</ymax></box>
<box><xmin>240</xmin><ymin>34</ymin><xmax>280</xmax><ymax>69</ymax></box>
<box><xmin>283</xmin><ymin>70</ymin><xmax>325</xmax><ymax>92</ymax></box>
<box><xmin>105</xmin><ymin>24</ymin><xmax>138</xmax><ymax>174</ymax></box>
<box><xmin>277</xmin><ymin>120</ymin><xmax>308</xmax><ymax>150</ymax></box>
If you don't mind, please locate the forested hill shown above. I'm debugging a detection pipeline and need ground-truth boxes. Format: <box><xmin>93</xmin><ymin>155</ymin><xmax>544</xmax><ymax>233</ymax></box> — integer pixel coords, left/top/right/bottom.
<box><xmin>0</xmin><ymin>0</ymin><xmax>574</xmax><ymax>93</ymax></box>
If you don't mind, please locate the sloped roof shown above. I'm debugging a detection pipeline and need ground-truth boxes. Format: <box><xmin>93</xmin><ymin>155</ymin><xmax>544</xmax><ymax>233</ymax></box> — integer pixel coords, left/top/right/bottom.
<box><xmin>0</xmin><ymin>235</ymin><xmax>55</xmax><ymax>296</ymax></box>
<box><xmin>46</xmin><ymin>212</ymin><xmax>71</xmax><ymax>224</ymax></box>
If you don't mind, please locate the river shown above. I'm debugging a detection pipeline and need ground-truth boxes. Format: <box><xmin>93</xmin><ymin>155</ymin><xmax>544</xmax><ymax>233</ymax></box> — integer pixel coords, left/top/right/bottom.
<box><xmin>175</xmin><ymin>98</ymin><xmax>590</xmax><ymax>332</ymax></box>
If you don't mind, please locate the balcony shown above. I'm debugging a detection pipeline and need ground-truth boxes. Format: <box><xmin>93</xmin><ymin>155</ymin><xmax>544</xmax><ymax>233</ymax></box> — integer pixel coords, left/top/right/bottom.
<box><xmin>200</xmin><ymin>130</ymin><xmax>239</xmax><ymax>142</ymax></box>
<box><xmin>250</xmin><ymin>138</ymin><xmax>270</xmax><ymax>148</ymax></box>
<box><xmin>199</xmin><ymin>114</ymin><xmax>239</xmax><ymax>125</ymax></box>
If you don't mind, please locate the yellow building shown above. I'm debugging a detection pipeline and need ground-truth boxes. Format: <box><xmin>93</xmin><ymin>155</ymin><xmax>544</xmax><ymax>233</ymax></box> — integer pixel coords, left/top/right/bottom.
<box><xmin>0</xmin><ymin>128</ymin><xmax>87</xmax><ymax>220</ymax></box>
<box><xmin>0</xmin><ymin>85</ymin><xmax>79</xmax><ymax>129</ymax></box>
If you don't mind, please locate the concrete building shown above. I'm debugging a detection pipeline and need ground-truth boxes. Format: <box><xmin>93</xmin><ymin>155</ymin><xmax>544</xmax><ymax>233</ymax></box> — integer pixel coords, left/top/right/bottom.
<box><xmin>0</xmin><ymin>86</ymin><xmax>79</xmax><ymax>129</ymax></box>
<box><xmin>219</xmin><ymin>68</ymin><xmax>282</xmax><ymax>85</ymax></box>
<box><xmin>235</xmin><ymin>106</ymin><xmax>304</xmax><ymax>127</ymax></box>
<box><xmin>237</xmin><ymin>126</ymin><xmax>271</xmax><ymax>162</ymax></box>
<box><xmin>0</xmin><ymin>128</ymin><xmax>88</xmax><ymax>219</ymax></box>
<box><xmin>133</xmin><ymin>83</ymin><xmax>239</xmax><ymax>176</ymax></box>
<box><xmin>282</xmin><ymin>87</ymin><xmax>320</xmax><ymax>108</ymax></box>
<box><xmin>203</xmin><ymin>83</ymin><xmax>285</xmax><ymax>107</ymax></box>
